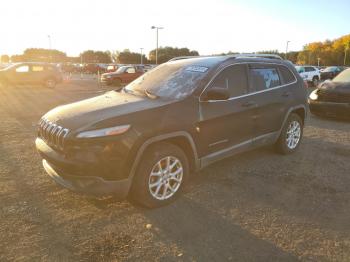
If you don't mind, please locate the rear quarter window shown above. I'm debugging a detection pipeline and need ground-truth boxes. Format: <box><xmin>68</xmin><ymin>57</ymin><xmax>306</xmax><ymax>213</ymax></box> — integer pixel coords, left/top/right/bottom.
<box><xmin>278</xmin><ymin>66</ymin><xmax>296</xmax><ymax>84</ymax></box>
<box><xmin>250</xmin><ymin>67</ymin><xmax>281</xmax><ymax>91</ymax></box>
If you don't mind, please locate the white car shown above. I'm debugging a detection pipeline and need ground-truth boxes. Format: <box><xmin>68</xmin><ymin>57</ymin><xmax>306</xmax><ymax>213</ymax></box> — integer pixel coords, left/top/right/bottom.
<box><xmin>295</xmin><ymin>66</ymin><xmax>320</xmax><ymax>86</ymax></box>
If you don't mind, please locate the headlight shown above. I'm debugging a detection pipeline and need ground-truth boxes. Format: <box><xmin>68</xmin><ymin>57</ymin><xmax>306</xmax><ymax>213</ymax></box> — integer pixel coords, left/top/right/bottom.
<box><xmin>309</xmin><ymin>89</ymin><xmax>318</xmax><ymax>100</ymax></box>
<box><xmin>77</xmin><ymin>125</ymin><xmax>130</xmax><ymax>138</ymax></box>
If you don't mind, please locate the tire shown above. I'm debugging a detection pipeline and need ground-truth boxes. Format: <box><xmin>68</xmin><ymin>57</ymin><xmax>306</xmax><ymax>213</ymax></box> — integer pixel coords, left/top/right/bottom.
<box><xmin>130</xmin><ymin>142</ymin><xmax>189</xmax><ymax>208</ymax></box>
<box><xmin>44</xmin><ymin>78</ymin><xmax>56</xmax><ymax>88</ymax></box>
<box><xmin>312</xmin><ymin>76</ymin><xmax>319</xmax><ymax>87</ymax></box>
<box><xmin>275</xmin><ymin>113</ymin><xmax>303</xmax><ymax>155</ymax></box>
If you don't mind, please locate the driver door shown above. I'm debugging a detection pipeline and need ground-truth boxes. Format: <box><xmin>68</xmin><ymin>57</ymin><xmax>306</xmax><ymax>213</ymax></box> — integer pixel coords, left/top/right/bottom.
<box><xmin>197</xmin><ymin>64</ymin><xmax>256</xmax><ymax>164</ymax></box>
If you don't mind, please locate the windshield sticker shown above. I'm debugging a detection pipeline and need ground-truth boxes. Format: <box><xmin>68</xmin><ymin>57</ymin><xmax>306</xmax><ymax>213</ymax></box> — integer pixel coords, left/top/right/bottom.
<box><xmin>185</xmin><ymin>66</ymin><xmax>209</xmax><ymax>73</ymax></box>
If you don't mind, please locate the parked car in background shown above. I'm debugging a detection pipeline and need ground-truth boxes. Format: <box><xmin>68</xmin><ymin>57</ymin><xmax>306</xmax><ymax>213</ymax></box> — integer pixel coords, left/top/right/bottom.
<box><xmin>320</xmin><ymin>66</ymin><xmax>345</xmax><ymax>80</ymax></box>
<box><xmin>0</xmin><ymin>62</ymin><xmax>62</xmax><ymax>88</ymax></box>
<box><xmin>100</xmin><ymin>65</ymin><xmax>145</xmax><ymax>88</ymax></box>
<box><xmin>106</xmin><ymin>64</ymin><xmax>122</xmax><ymax>73</ymax></box>
<box><xmin>36</xmin><ymin>54</ymin><xmax>307</xmax><ymax>208</ymax></box>
<box><xmin>295</xmin><ymin>65</ymin><xmax>320</xmax><ymax>86</ymax></box>
<box><xmin>309</xmin><ymin>68</ymin><xmax>350</xmax><ymax>119</ymax></box>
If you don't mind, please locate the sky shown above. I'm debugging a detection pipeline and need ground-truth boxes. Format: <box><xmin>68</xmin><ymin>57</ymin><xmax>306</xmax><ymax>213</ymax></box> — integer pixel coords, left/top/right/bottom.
<box><xmin>0</xmin><ymin>0</ymin><xmax>349</xmax><ymax>57</ymax></box>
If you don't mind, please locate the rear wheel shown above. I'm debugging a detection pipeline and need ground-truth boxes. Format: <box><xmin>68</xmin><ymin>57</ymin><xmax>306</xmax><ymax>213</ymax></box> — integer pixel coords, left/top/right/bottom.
<box><xmin>275</xmin><ymin>113</ymin><xmax>303</xmax><ymax>154</ymax></box>
<box><xmin>130</xmin><ymin>142</ymin><xmax>189</xmax><ymax>208</ymax></box>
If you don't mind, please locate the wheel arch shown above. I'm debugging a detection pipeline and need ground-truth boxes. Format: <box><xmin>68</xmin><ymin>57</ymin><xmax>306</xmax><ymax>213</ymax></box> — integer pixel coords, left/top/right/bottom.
<box><xmin>129</xmin><ymin>131</ymin><xmax>200</xmax><ymax>180</ymax></box>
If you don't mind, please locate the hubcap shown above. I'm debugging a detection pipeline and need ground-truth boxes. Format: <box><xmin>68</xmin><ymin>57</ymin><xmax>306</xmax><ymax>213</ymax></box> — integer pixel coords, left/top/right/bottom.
<box><xmin>148</xmin><ymin>156</ymin><xmax>183</xmax><ymax>201</ymax></box>
<box><xmin>286</xmin><ymin>120</ymin><xmax>301</xmax><ymax>149</ymax></box>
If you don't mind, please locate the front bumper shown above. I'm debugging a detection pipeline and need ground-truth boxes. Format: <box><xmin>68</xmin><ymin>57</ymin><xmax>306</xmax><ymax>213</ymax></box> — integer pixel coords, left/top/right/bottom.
<box><xmin>309</xmin><ymin>99</ymin><xmax>350</xmax><ymax>119</ymax></box>
<box><xmin>36</xmin><ymin>137</ymin><xmax>133</xmax><ymax>198</ymax></box>
<box><xmin>42</xmin><ymin>159</ymin><xmax>131</xmax><ymax>198</ymax></box>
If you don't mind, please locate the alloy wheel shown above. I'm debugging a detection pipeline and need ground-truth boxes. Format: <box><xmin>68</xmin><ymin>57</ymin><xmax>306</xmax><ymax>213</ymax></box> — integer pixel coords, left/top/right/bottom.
<box><xmin>286</xmin><ymin>120</ymin><xmax>301</xmax><ymax>149</ymax></box>
<box><xmin>148</xmin><ymin>156</ymin><xmax>183</xmax><ymax>200</ymax></box>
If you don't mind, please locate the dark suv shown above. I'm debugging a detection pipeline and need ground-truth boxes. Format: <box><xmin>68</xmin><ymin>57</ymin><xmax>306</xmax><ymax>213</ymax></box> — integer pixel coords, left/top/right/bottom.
<box><xmin>0</xmin><ymin>62</ymin><xmax>62</xmax><ymax>88</ymax></box>
<box><xmin>36</xmin><ymin>55</ymin><xmax>307</xmax><ymax>208</ymax></box>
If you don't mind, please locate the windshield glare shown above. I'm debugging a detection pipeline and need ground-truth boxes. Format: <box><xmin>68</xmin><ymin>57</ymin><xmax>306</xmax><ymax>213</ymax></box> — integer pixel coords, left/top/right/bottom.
<box><xmin>333</xmin><ymin>69</ymin><xmax>350</xmax><ymax>82</ymax></box>
<box><xmin>124</xmin><ymin>61</ymin><xmax>209</xmax><ymax>99</ymax></box>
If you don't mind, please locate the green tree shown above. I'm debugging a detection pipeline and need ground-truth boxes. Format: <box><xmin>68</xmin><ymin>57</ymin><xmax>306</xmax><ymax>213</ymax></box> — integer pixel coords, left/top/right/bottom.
<box><xmin>116</xmin><ymin>49</ymin><xmax>149</xmax><ymax>64</ymax></box>
<box><xmin>22</xmin><ymin>48</ymin><xmax>67</xmax><ymax>62</ymax></box>
<box><xmin>148</xmin><ymin>47</ymin><xmax>199</xmax><ymax>64</ymax></box>
<box><xmin>80</xmin><ymin>50</ymin><xmax>112</xmax><ymax>63</ymax></box>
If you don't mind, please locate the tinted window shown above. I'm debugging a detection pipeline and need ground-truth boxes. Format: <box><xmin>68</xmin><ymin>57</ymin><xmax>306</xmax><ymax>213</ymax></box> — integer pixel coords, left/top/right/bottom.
<box><xmin>250</xmin><ymin>67</ymin><xmax>281</xmax><ymax>91</ymax></box>
<box><xmin>279</xmin><ymin>66</ymin><xmax>296</xmax><ymax>84</ymax></box>
<box><xmin>305</xmin><ymin>67</ymin><xmax>315</xmax><ymax>72</ymax></box>
<box><xmin>208</xmin><ymin>65</ymin><xmax>248</xmax><ymax>98</ymax></box>
<box><xmin>16</xmin><ymin>65</ymin><xmax>29</xmax><ymax>73</ymax></box>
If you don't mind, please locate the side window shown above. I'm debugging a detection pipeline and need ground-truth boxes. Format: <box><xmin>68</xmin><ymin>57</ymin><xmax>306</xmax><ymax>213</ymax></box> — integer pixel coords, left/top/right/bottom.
<box><xmin>15</xmin><ymin>65</ymin><xmax>29</xmax><ymax>73</ymax></box>
<box><xmin>126</xmin><ymin>67</ymin><xmax>136</xmax><ymax>73</ymax></box>
<box><xmin>305</xmin><ymin>67</ymin><xmax>316</xmax><ymax>72</ymax></box>
<box><xmin>278</xmin><ymin>66</ymin><xmax>296</xmax><ymax>84</ymax></box>
<box><xmin>249</xmin><ymin>67</ymin><xmax>281</xmax><ymax>91</ymax></box>
<box><xmin>32</xmin><ymin>66</ymin><xmax>44</xmax><ymax>72</ymax></box>
<box><xmin>208</xmin><ymin>64</ymin><xmax>248</xmax><ymax>98</ymax></box>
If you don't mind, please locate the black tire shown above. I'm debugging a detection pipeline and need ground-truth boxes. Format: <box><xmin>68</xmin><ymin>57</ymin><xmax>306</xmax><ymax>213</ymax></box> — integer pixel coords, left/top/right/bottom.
<box><xmin>130</xmin><ymin>142</ymin><xmax>189</xmax><ymax>208</ymax></box>
<box><xmin>312</xmin><ymin>76</ymin><xmax>319</xmax><ymax>87</ymax></box>
<box><xmin>275</xmin><ymin>113</ymin><xmax>303</xmax><ymax>155</ymax></box>
<box><xmin>44</xmin><ymin>78</ymin><xmax>56</xmax><ymax>88</ymax></box>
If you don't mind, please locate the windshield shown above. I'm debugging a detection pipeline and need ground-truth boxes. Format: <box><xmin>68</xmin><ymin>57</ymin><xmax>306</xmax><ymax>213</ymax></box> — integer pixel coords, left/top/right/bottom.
<box><xmin>295</xmin><ymin>66</ymin><xmax>304</xmax><ymax>73</ymax></box>
<box><xmin>333</xmin><ymin>69</ymin><xmax>350</xmax><ymax>82</ymax></box>
<box><xmin>124</xmin><ymin>60</ymin><xmax>210</xmax><ymax>99</ymax></box>
<box><xmin>324</xmin><ymin>67</ymin><xmax>336</xmax><ymax>72</ymax></box>
<box><xmin>115</xmin><ymin>66</ymin><xmax>127</xmax><ymax>73</ymax></box>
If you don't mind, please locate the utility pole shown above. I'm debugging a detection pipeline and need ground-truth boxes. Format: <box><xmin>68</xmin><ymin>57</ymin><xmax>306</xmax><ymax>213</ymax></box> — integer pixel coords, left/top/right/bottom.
<box><xmin>151</xmin><ymin>26</ymin><xmax>164</xmax><ymax>64</ymax></box>
<box><xmin>47</xmin><ymin>35</ymin><xmax>52</xmax><ymax>62</ymax></box>
<box><xmin>317</xmin><ymin>58</ymin><xmax>320</xmax><ymax>67</ymax></box>
<box><xmin>140</xmin><ymin>48</ymin><xmax>144</xmax><ymax>65</ymax></box>
<box><xmin>285</xmin><ymin>41</ymin><xmax>290</xmax><ymax>60</ymax></box>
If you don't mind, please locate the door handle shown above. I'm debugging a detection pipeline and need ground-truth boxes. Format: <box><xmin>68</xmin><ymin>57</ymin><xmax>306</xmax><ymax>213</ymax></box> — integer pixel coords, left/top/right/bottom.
<box><xmin>282</xmin><ymin>92</ymin><xmax>291</xmax><ymax>97</ymax></box>
<box><xmin>242</xmin><ymin>101</ymin><xmax>256</xmax><ymax>107</ymax></box>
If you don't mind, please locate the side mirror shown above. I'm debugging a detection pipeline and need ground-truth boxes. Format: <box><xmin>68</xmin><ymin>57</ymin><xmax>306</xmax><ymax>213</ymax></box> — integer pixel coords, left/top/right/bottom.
<box><xmin>205</xmin><ymin>87</ymin><xmax>230</xmax><ymax>101</ymax></box>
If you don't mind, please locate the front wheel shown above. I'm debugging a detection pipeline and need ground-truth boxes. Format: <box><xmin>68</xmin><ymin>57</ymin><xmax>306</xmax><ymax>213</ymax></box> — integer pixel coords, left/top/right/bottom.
<box><xmin>130</xmin><ymin>142</ymin><xmax>189</xmax><ymax>208</ymax></box>
<box><xmin>275</xmin><ymin>113</ymin><xmax>303</xmax><ymax>154</ymax></box>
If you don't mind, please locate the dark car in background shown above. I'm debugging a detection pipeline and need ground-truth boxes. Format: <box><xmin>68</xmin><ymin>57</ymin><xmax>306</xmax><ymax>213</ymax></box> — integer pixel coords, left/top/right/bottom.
<box><xmin>36</xmin><ymin>54</ymin><xmax>307</xmax><ymax>208</ymax></box>
<box><xmin>0</xmin><ymin>62</ymin><xmax>62</xmax><ymax>88</ymax></box>
<box><xmin>100</xmin><ymin>65</ymin><xmax>145</xmax><ymax>88</ymax></box>
<box><xmin>309</xmin><ymin>68</ymin><xmax>350</xmax><ymax>119</ymax></box>
<box><xmin>320</xmin><ymin>66</ymin><xmax>345</xmax><ymax>80</ymax></box>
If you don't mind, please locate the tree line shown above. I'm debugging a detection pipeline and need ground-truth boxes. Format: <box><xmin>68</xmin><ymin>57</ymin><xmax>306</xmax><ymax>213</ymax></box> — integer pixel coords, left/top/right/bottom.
<box><xmin>0</xmin><ymin>47</ymin><xmax>199</xmax><ymax>65</ymax></box>
<box><xmin>1</xmin><ymin>33</ymin><xmax>349</xmax><ymax>66</ymax></box>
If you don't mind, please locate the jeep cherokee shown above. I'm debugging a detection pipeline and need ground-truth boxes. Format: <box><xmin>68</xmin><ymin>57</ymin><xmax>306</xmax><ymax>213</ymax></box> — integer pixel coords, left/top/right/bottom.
<box><xmin>36</xmin><ymin>54</ymin><xmax>308</xmax><ymax>208</ymax></box>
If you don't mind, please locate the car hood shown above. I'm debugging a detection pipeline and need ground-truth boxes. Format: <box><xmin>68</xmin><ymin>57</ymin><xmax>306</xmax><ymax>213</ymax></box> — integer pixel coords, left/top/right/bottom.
<box><xmin>319</xmin><ymin>80</ymin><xmax>350</xmax><ymax>93</ymax></box>
<box><xmin>42</xmin><ymin>91</ymin><xmax>170</xmax><ymax>131</ymax></box>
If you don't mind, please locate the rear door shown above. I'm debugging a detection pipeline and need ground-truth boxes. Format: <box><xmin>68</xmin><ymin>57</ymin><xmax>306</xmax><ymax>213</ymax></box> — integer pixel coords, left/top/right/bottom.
<box><xmin>247</xmin><ymin>64</ymin><xmax>295</xmax><ymax>145</ymax></box>
<box><xmin>197</xmin><ymin>64</ymin><xmax>255</xmax><ymax>158</ymax></box>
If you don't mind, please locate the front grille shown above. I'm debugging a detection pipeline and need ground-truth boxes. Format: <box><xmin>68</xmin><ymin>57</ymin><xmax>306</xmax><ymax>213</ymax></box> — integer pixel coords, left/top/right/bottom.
<box><xmin>38</xmin><ymin>118</ymin><xmax>69</xmax><ymax>150</ymax></box>
<box><xmin>317</xmin><ymin>89</ymin><xmax>350</xmax><ymax>103</ymax></box>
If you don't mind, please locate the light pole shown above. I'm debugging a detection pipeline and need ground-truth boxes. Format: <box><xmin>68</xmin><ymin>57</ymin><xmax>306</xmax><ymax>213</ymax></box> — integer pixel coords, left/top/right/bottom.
<box><xmin>285</xmin><ymin>40</ymin><xmax>290</xmax><ymax>60</ymax></box>
<box><xmin>140</xmin><ymin>48</ymin><xmax>144</xmax><ymax>65</ymax></box>
<box><xmin>151</xmin><ymin>26</ymin><xmax>163</xmax><ymax>64</ymax></box>
<box><xmin>47</xmin><ymin>35</ymin><xmax>52</xmax><ymax>62</ymax></box>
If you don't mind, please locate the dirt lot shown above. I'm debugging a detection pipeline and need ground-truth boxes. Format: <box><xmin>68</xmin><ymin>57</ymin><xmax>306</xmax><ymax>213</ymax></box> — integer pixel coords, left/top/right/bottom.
<box><xmin>0</xmin><ymin>79</ymin><xmax>349</xmax><ymax>261</ymax></box>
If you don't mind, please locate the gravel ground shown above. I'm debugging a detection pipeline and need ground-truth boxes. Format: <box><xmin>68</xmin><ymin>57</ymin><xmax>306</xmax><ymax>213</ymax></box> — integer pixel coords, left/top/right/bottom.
<box><xmin>0</xmin><ymin>81</ymin><xmax>349</xmax><ymax>261</ymax></box>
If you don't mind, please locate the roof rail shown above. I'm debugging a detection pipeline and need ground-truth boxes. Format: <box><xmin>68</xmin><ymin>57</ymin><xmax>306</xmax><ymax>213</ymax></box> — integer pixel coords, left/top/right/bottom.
<box><xmin>234</xmin><ymin>54</ymin><xmax>283</xmax><ymax>60</ymax></box>
<box><xmin>168</xmin><ymin>56</ymin><xmax>200</xmax><ymax>62</ymax></box>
